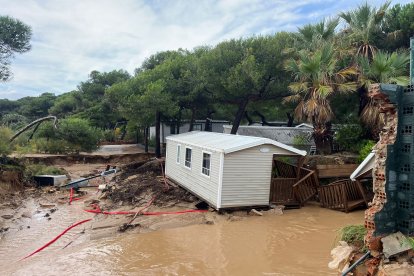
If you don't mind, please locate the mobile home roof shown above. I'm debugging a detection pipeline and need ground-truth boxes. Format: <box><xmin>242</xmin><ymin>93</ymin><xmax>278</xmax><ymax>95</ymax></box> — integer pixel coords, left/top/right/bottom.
<box><xmin>166</xmin><ymin>131</ymin><xmax>306</xmax><ymax>156</ymax></box>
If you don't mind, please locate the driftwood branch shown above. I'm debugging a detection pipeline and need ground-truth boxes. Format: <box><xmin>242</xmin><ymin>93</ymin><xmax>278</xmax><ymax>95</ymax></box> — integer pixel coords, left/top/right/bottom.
<box><xmin>10</xmin><ymin>116</ymin><xmax>58</xmax><ymax>142</ymax></box>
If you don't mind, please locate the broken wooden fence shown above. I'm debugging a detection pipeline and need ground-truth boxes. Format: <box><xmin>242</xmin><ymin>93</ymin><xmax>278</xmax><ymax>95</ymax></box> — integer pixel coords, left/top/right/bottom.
<box><xmin>318</xmin><ymin>179</ymin><xmax>368</xmax><ymax>213</ymax></box>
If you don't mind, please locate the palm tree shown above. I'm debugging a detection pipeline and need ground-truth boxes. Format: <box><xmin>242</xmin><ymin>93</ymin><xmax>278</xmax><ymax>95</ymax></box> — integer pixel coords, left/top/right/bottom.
<box><xmin>284</xmin><ymin>40</ymin><xmax>358</xmax><ymax>153</ymax></box>
<box><xmin>339</xmin><ymin>1</ymin><xmax>390</xmax><ymax>59</ymax></box>
<box><xmin>357</xmin><ymin>50</ymin><xmax>410</xmax><ymax>135</ymax></box>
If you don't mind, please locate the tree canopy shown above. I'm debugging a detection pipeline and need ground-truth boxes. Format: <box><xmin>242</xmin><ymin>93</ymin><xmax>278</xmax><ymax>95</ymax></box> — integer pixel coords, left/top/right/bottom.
<box><xmin>0</xmin><ymin>15</ymin><xmax>32</xmax><ymax>81</ymax></box>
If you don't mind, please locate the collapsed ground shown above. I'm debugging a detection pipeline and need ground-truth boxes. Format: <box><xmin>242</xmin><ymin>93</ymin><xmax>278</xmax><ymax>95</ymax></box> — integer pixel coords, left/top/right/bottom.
<box><xmin>0</xmin><ymin>157</ymin><xmax>282</xmax><ymax>263</ymax></box>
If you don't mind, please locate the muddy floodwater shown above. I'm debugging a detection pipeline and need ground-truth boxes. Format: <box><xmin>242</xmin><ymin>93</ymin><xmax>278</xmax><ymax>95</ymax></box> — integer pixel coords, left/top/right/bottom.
<box><xmin>1</xmin><ymin>203</ymin><xmax>363</xmax><ymax>275</ymax></box>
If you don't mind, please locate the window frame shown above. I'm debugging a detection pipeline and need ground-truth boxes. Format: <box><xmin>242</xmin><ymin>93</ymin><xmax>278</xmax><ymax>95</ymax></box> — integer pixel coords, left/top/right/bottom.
<box><xmin>201</xmin><ymin>150</ymin><xmax>211</xmax><ymax>177</ymax></box>
<box><xmin>184</xmin><ymin>146</ymin><xmax>192</xmax><ymax>169</ymax></box>
<box><xmin>176</xmin><ymin>144</ymin><xmax>181</xmax><ymax>164</ymax></box>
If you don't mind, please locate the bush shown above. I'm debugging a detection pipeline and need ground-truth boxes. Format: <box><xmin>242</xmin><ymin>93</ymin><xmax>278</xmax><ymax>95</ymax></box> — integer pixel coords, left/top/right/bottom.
<box><xmin>58</xmin><ymin>118</ymin><xmax>102</xmax><ymax>152</ymax></box>
<box><xmin>102</xmin><ymin>129</ymin><xmax>115</xmax><ymax>142</ymax></box>
<box><xmin>335</xmin><ymin>124</ymin><xmax>363</xmax><ymax>153</ymax></box>
<box><xmin>25</xmin><ymin>164</ymin><xmax>66</xmax><ymax>176</ymax></box>
<box><xmin>0</xmin><ymin>127</ymin><xmax>13</xmax><ymax>156</ymax></box>
<box><xmin>34</xmin><ymin>118</ymin><xmax>102</xmax><ymax>154</ymax></box>
<box><xmin>33</xmin><ymin>138</ymin><xmax>70</xmax><ymax>154</ymax></box>
<box><xmin>358</xmin><ymin>140</ymin><xmax>376</xmax><ymax>162</ymax></box>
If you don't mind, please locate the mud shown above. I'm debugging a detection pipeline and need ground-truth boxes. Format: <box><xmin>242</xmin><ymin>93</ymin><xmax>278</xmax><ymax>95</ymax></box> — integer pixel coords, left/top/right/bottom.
<box><xmin>1</xmin><ymin>203</ymin><xmax>364</xmax><ymax>275</ymax></box>
<box><xmin>0</xmin><ymin>156</ymin><xmax>367</xmax><ymax>275</ymax></box>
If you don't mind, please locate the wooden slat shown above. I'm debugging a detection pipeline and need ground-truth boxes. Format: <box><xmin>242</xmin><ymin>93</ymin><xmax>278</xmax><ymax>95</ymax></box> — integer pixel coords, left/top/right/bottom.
<box><xmin>318</xmin><ymin>179</ymin><xmax>368</xmax><ymax>212</ymax></box>
<box><xmin>316</xmin><ymin>164</ymin><xmax>359</xmax><ymax>178</ymax></box>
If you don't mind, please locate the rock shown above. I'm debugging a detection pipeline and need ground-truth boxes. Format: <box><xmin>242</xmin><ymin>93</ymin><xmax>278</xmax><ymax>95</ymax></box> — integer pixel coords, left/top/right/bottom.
<box><xmin>205</xmin><ymin>219</ymin><xmax>215</xmax><ymax>225</ymax></box>
<box><xmin>328</xmin><ymin>241</ymin><xmax>354</xmax><ymax>271</ymax></box>
<box><xmin>84</xmin><ymin>199</ymin><xmax>100</xmax><ymax>206</ymax></box>
<box><xmin>21</xmin><ymin>212</ymin><xmax>32</xmax><ymax>218</ymax></box>
<box><xmin>39</xmin><ymin>203</ymin><xmax>56</xmax><ymax>208</ymax></box>
<box><xmin>98</xmin><ymin>192</ymin><xmax>108</xmax><ymax>200</ymax></box>
<box><xmin>1</xmin><ymin>214</ymin><xmax>13</xmax><ymax>219</ymax></box>
<box><xmin>44</xmin><ymin>213</ymin><xmax>50</xmax><ymax>217</ymax></box>
<box><xmin>0</xmin><ymin>227</ymin><xmax>9</xmax><ymax>233</ymax></box>
<box><xmin>50</xmin><ymin>208</ymin><xmax>57</xmax><ymax>213</ymax></box>
<box><xmin>381</xmin><ymin>232</ymin><xmax>412</xmax><ymax>258</ymax></box>
<box><xmin>368</xmin><ymin>236</ymin><xmax>383</xmax><ymax>252</ymax></box>
<box><xmin>228</xmin><ymin>216</ymin><xmax>244</xmax><ymax>222</ymax></box>
<box><xmin>250</xmin><ymin>209</ymin><xmax>263</xmax><ymax>216</ymax></box>
<box><xmin>267</xmin><ymin>206</ymin><xmax>284</xmax><ymax>215</ymax></box>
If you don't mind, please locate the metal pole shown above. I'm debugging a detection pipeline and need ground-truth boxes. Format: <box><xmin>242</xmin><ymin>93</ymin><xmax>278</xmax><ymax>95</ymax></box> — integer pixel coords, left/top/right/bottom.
<box><xmin>411</xmin><ymin>37</ymin><xmax>413</xmax><ymax>85</ymax></box>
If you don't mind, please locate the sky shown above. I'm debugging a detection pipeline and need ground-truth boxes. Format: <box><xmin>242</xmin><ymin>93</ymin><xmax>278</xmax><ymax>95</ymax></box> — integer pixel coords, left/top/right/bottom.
<box><xmin>0</xmin><ymin>0</ymin><xmax>411</xmax><ymax>100</ymax></box>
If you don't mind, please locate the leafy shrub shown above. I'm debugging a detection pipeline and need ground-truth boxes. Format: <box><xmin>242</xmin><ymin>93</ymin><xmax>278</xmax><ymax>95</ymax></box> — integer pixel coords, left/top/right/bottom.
<box><xmin>34</xmin><ymin>118</ymin><xmax>102</xmax><ymax>154</ymax></box>
<box><xmin>358</xmin><ymin>140</ymin><xmax>376</xmax><ymax>162</ymax></box>
<box><xmin>33</xmin><ymin>138</ymin><xmax>71</xmax><ymax>154</ymax></box>
<box><xmin>102</xmin><ymin>129</ymin><xmax>115</xmax><ymax>142</ymax></box>
<box><xmin>335</xmin><ymin>124</ymin><xmax>363</xmax><ymax>152</ymax></box>
<box><xmin>58</xmin><ymin>118</ymin><xmax>102</xmax><ymax>152</ymax></box>
<box><xmin>25</xmin><ymin>164</ymin><xmax>66</xmax><ymax>177</ymax></box>
<box><xmin>293</xmin><ymin>134</ymin><xmax>309</xmax><ymax>146</ymax></box>
<box><xmin>0</xmin><ymin>127</ymin><xmax>13</xmax><ymax>156</ymax></box>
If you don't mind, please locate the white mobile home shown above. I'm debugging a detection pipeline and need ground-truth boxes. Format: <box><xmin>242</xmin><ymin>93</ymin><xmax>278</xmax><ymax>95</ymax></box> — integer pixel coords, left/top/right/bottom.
<box><xmin>165</xmin><ymin>131</ymin><xmax>307</xmax><ymax>209</ymax></box>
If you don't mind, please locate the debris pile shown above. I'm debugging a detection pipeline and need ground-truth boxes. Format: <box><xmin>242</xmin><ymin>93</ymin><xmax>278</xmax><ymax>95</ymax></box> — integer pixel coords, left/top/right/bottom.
<box><xmin>108</xmin><ymin>160</ymin><xmax>196</xmax><ymax>207</ymax></box>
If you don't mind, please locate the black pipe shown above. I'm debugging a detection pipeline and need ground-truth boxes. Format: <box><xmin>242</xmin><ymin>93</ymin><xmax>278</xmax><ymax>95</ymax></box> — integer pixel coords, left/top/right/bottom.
<box><xmin>341</xmin><ymin>251</ymin><xmax>370</xmax><ymax>276</ymax></box>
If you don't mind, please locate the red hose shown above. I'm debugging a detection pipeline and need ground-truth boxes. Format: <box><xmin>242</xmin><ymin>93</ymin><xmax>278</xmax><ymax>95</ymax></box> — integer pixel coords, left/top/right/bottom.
<box><xmin>84</xmin><ymin>208</ymin><xmax>207</xmax><ymax>215</ymax></box>
<box><xmin>21</xmin><ymin>218</ymin><xmax>91</xmax><ymax>260</ymax></box>
<box><xmin>69</xmin><ymin>187</ymin><xmax>74</xmax><ymax>205</ymax></box>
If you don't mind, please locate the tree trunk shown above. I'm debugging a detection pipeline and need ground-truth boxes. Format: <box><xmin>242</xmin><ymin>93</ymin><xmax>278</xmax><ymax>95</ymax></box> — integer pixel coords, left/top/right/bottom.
<box><xmin>254</xmin><ymin>111</ymin><xmax>280</xmax><ymax>126</ymax></box>
<box><xmin>188</xmin><ymin>107</ymin><xmax>196</xmax><ymax>132</ymax></box>
<box><xmin>10</xmin><ymin>115</ymin><xmax>58</xmax><ymax>142</ymax></box>
<box><xmin>244</xmin><ymin>111</ymin><xmax>254</xmax><ymax>125</ymax></box>
<box><xmin>230</xmin><ymin>98</ymin><xmax>249</xmax><ymax>134</ymax></box>
<box><xmin>286</xmin><ymin>112</ymin><xmax>294</xmax><ymax>127</ymax></box>
<box><xmin>312</xmin><ymin>122</ymin><xmax>332</xmax><ymax>154</ymax></box>
<box><xmin>144</xmin><ymin>126</ymin><xmax>149</xmax><ymax>153</ymax></box>
<box><xmin>155</xmin><ymin>111</ymin><xmax>161</xmax><ymax>158</ymax></box>
<box><xmin>204</xmin><ymin>110</ymin><xmax>215</xmax><ymax>131</ymax></box>
<box><xmin>177</xmin><ymin>108</ymin><xmax>182</xmax><ymax>134</ymax></box>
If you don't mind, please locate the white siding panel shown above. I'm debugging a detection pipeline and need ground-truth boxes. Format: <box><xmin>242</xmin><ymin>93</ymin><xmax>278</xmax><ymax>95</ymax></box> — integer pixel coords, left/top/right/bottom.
<box><xmin>221</xmin><ymin>145</ymin><xmax>275</xmax><ymax>207</ymax></box>
<box><xmin>165</xmin><ymin>140</ymin><xmax>220</xmax><ymax>208</ymax></box>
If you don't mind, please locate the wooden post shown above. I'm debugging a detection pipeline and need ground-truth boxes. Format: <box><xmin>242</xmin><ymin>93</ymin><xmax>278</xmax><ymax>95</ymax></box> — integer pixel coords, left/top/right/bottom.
<box><xmin>296</xmin><ymin>156</ymin><xmax>305</xmax><ymax>181</ymax></box>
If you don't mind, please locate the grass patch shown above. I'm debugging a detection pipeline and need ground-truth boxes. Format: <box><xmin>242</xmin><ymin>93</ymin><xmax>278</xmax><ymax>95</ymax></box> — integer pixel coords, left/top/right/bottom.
<box><xmin>337</xmin><ymin>225</ymin><xmax>366</xmax><ymax>248</ymax></box>
<box><xmin>25</xmin><ymin>164</ymin><xmax>66</xmax><ymax>176</ymax></box>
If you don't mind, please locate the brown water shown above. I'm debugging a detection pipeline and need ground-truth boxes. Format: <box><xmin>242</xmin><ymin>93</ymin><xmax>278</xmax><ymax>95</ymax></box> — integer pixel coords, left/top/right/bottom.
<box><xmin>1</xmin><ymin>204</ymin><xmax>363</xmax><ymax>276</ymax></box>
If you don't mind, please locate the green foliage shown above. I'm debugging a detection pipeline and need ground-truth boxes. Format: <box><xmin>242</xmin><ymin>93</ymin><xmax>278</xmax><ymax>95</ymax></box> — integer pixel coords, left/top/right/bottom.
<box><xmin>0</xmin><ymin>126</ymin><xmax>13</xmax><ymax>156</ymax></box>
<box><xmin>383</xmin><ymin>3</ymin><xmax>414</xmax><ymax>49</ymax></box>
<box><xmin>102</xmin><ymin>129</ymin><xmax>116</xmax><ymax>142</ymax></box>
<box><xmin>338</xmin><ymin>225</ymin><xmax>367</xmax><ymax>247</ymax></box>
<box><xmin>293</xmin><ymin>134</ymin><xmax>309</xmax><ymax>147</ymax></box>
<box><xmin>0</xmin><ymin>113</ymin><xmax>28</xmax><ymax>130</ymax></box>
<box><xmin>35</xmin><ymin>118</ymin><xmax>101</xmax><ymax>153</ymax></box>
<box><xmin>357</xmin><ymin>50</ymin><xmax>410</xmax><ymax>87</ymax></box>
<box><xmin>358</xmin><ymin>140</ymin><xmax>376</xmax><ymax>162</ymax></box>
<box><xmin>56</xmin><ymin>118</ymin><xmax>102</xmax><ymax>153</ymax></box>
<box><xmin>18</xmin><ymin>93</ymin><xmax>56</xmax><ymax>120</ymax></box>
<box><xmin>0</xmin><ymin>15</ymin><xmax>32</xmax><ymax>81</ymax></box>
<box><xmin>335</xmin><ymin>124</ymin><xmax>363</xmax><ymax>152</ymax></box>
<box><xmin>25</xmin><ymin>164</ymin><xmax>66</xmax><ymax>176</ymax></box>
